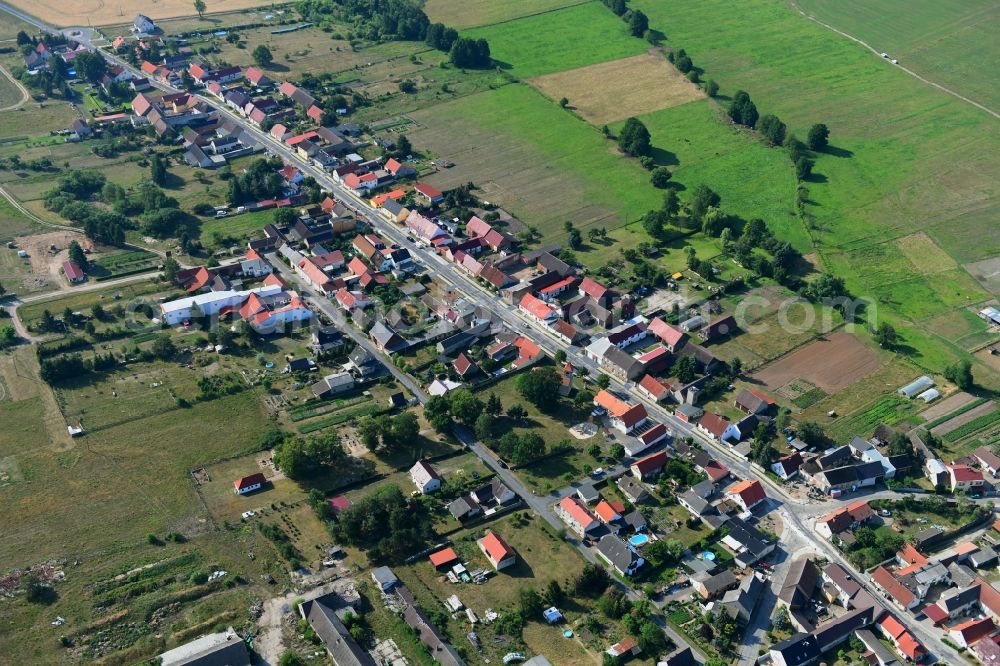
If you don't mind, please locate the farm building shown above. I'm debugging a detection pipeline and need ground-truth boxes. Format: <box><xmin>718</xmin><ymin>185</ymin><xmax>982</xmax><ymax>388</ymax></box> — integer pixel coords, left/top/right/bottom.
<box><xmin>478</xmin><ymin>531</ymin><xmax>517</xmax><ymax>570</ymax></box>
<box><xmin>233</xmin><ymin>473</ymin><xmax>266</xmax><ymax>495</ymax></box>
<box><xmin>898</xmin><ymin>376</ymin><xmax>934</xmax><ymax>399</ymax></box>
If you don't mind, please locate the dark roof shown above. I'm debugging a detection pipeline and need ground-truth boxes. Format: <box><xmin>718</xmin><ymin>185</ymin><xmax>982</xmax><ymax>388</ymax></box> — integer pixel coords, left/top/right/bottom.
<box><xmin>817</xmin><ymin>445</ymin><xmax>853</xmax><ymax>469</ymax></box>
<box><xmin>813</xmin><ymin>606</ymin><xmax>874</xmax><ymax>651</ymax></box>
<box><xmin>402</xmin><ymin>604</ymin><xmax>465</xmax><ymax>666</ymax></box>
<box><xmin>778</xmin><ymin>558</ymin><xmax>818</xmax><ymax>609</ymax></box>
<box><xmin>770</xmin><ymin>633</ymin><xmax>820</xmax><ymax>666</ymax></box>
<box><xmin>821</xmin><ymin>465</ymin><xmax>859</xmax><ymax>486</ymax></box>
<box><xmin>305</xmin><ymin>596</ymin><xmax>376</xmax><ymax>666</ymax></box>
<box><xmin>660</xmin><ymin>647</ymin><xmax>695</xmax><ymax>666</ymax></box>
<box><xmin>699</xmin><ymin>569</ymin><xmax>738</xmax><ymax>594</ymax></box>
<box><xmin>856</xmin><ymin>460</ymin><xmax>886</xmax><ymax>480</ymax></box>
<box><xmin>725</xmin><ymin>516</ymin><xmax>772</xmax><ymax>561</ymax></box>
<box><xmin>161</xmin><ymin>629</ymin><xmax>250</xmax><ymax>666</ymax></box>
<box><xmin>596</xmin><ymin>535</ymin><xmax>640</xmax><ymax>572</ymax></box>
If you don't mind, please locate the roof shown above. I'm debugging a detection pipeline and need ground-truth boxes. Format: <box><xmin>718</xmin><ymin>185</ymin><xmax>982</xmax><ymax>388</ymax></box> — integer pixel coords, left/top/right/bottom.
<box><xmin>429</xmin><ymin>548</ymin><xmax>459</xmax><ymax>567</ymax></box>
<box><xmin>558</xmin><ymin>496</ymin><xmax>596</xmax><ymax>528</ymax></box>
<box><xmin>639</xmin><ymin>423</ymin><xmax>668</xmax><ymax>445</ymax></box>
<box><xmin>234</xmin><ymin>473</ymin><xmax>266</xmax><ymax>490</ymax></box>
<box><xmin>698</xmin><ymin>569</ymin><xmax>738</xmax><ymax>594</ymax></box>
<box><xmin>638</xmin><ymin>374</ymin><xmax>670</xmax><ymax>399</ymax></box>
<box><xmin>596</xmin><ymin>534</ymin><xmax>640</xmax><ymax>572</ymax></box>
<box><xmin>158</xmin><ymin>627</ymin><xmax>250</xmax><ymax>666</ymax></box>
<box><xmin>519</xmin><ymin>293</ymin><xmax>556</xmax><ymax>320</ymax></box>
<box><xmin>303</xmin><ymin>596</ymin><xmax>376</xmax><ymax>666</ymax></box>
<box><xmin>479</xmin><ymin>531</ymin><xmax>515</xmax><ymax>563</ymax></box>
<box><xmin>698</xmin><ymin>412</ymin><xmax>731</xmax><ymax>438</ymax></box>
<box><xmin>703</xmin><ymin>459</ymin><xmax>729</xmax><ymax>483</ymax></box>
<box><xmin>410</xmin><ymin>460</ymin><xmax>441</xmax><ymax>485</ymax></box>
<box><xmin>632</xmin><ymin>450</ymin><xmax>667</xmax><ymax>476</ymax></box>
<box><xmin>735</xmin><ymin>387</ymin><xmax>770</xmax><ymax>413</ymax></box>
<box><xmin>579</xmin><ymin>276</ymin><xmax>609</xmax><ymax>300</ymax></box>
<box><xmin>951</xmin><ymin>464</ymin><xmax>984</xmax><ymax>483</ymax></box>
<box><xmin>871</xmin><ymin>566</ymin><xmax>916</xmax><ymax>607</ymax></box>
<box><xmin>647</xmin><ymin>317</ymin><xmax>685</xmax><ymax>346</ymax></box>
<box><xmin>775</xmin><ymin>452</ymin><xmax>804</xmax><ymax>475</ymax></box>
<box><xmin>414</xmin><ymin>182</ymin><xmax>442</xmax><ymax>198</ymax></box>
<box><xmin>62</xmin><ymin>260</ymin><xmax>84</xmax><ymax>280</ymax></box>
<box><xmin>770</xmin><ymin>633</ymin><xmax>819</xmax><ymax>666</ymax></box>
<box><xmin>823</xmin><ymin>563</ymin><xmax>861</xmax><ymax>599</ymax></box>
<box><xmin>779</xmin><ymin>558</ymin><xmax>818</xmax><ymax>608</ymax></box>
<box><xmin>727</xmin><ymin>479</ymin><xmax>766</xmax><ymax>507</ymax></box>
<box><xmin>594</xmin><ymin>500</ymin><xmax>621</xmax><ymax>523</ymax></box>
<box><xmin>952</xmin><ymin>617</ymin><xmax>996</xmax><ymax>646</ymax></box>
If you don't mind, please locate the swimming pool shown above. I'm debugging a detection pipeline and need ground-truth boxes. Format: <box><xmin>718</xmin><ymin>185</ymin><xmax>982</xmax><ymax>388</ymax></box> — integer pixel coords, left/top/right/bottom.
<box><xmin>629</xmin><ymin>534</ymin><xmax>651</xmax><ymax>547</ymax></box>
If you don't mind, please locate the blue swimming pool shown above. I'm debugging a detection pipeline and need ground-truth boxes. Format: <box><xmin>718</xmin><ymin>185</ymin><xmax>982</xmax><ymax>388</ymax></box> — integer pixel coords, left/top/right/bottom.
<box><xmin>629</xmin><ymin>534</ymin><xmax>650</xmax><ymax>547</ymax></box>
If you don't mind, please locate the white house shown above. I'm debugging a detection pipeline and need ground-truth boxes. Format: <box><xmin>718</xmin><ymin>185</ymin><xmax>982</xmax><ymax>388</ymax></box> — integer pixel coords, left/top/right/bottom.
<box><xmin>410</xmin><ymin>460</ymin><xmax>442</xmax><ymax>494</ymax></box>
<box><xmin>159</xmin><ymin>284</ymin><xmax>282</xmax><ymax>325</ymax></box>
<box><xmin>233</xmin><ymin>472</ymin><xmax>266</xmax><ymax>495</ymax></box>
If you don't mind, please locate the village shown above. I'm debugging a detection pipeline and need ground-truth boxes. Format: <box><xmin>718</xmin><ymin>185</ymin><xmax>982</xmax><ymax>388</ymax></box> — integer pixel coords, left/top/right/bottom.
<box><xmin>1</xmin><ymin>4</ymin><xmax>999</xmax><ymax>666</ymax></box>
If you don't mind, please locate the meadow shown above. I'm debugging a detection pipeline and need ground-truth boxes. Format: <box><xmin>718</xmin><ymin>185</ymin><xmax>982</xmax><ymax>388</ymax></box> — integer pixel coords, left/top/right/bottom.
<box><xmin>796</xmin><ymin>0</ymin><xmax>1000</xmax><ymax>111</ymax></box>
<box><xmin>464</xmin><ymin>2</ymin><xmax>648</xmax><ymax>79</ymax></box>
<box><xmin>424</xmin><ymin>0</ymin><xmax>588</xmax><ymax>29</ymax></box>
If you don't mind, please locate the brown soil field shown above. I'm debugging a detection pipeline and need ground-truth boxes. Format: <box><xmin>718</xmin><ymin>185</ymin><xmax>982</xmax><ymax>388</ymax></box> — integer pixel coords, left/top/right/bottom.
<box><xmin>753</xmin><ymin>331</ymin><xmax>882</xmax><ymax>393</ymax></box>
<box><xmin>8</xmin><ymin>0</ymin><xmax>277</xmax><ymax>28</ymax></box>
<box><xmin>931</xmin><ymin>400</ymin><xmax>996</xmax><ymax>436</ymax></box>
<box><xmin>918</xmin><ymin>391</ymin><xmax>975</xmax><ymax>421</ymax></box>
<box><xmin>530</xmin><ymin>51</ymin><xmax>705</xmax><ymax>125</ymax></box>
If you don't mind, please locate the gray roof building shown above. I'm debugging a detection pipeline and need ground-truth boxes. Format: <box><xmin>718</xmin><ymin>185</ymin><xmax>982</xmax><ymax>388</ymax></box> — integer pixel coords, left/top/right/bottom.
<box><xmin>302</xmin><ymin>595</ymin><xmax>376</xmax><ymax>666</ymax></box>
<box><xmin>158</xmin><ymin>627</ymin><xmax>250</xmax><ymax>666</ymax></box>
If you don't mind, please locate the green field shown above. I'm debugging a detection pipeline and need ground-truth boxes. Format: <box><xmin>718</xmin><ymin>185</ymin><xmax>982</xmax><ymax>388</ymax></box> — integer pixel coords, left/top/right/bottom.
<box><xmin>796</xmin><ymin>0</ymin><xmax>1000</xmax><ymax>111</ymax></box>
<box><xmin>464</xmin><ymin>2</ymin><xmax>648</xmax><ymax>79</ymax></box>
<box><xmin>637</xmin><ymin>100</ymin><xmax>806</xmax><ymax>250</ymax></box>
<box><xmin>425</xmin><ymin>0</ymin><xmax>587</xmax><ymax>28</ymax></box>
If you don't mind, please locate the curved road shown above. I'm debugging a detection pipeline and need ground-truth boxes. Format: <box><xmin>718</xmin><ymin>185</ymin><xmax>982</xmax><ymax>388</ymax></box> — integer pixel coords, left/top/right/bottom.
<box><xmin>788</xmin><ymin>0</ymin><xmax>999</xmax><ymax>120</ymax></box>
<box><xmin>0</xmin><ymin>64</ymin><xmax>29</xmax><ymax>111</ymax></box>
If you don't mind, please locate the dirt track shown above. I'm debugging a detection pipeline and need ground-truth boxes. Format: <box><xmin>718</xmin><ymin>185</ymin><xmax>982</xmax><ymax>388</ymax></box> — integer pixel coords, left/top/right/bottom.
<box><xmin>753</xmin><ymin>331</ymin><xmax>882</xmax><ymax>393</ymax></box>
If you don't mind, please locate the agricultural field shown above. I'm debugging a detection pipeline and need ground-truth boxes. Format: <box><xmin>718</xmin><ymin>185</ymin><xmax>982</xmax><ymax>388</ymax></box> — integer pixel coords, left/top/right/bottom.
<box><xmin>0</xmin><ymin>98</ymin><xmax>78</xmax><ymax>137</ymax></box>
<box><xmin>630</xmin><ymin>0</ymin><xmax>1000</xmax><ymax>378</ymax></box>
<box><xmin>530</xmin><ymin>51</ymin><xmax>705</xmax><ymax>125</ymax></box>
<box><xmin>464</xmin><ymin>2</ymin><xmax>648</xmax><ymax>79</ymax></box>
<box><xmin>408</xmin><ymin>84</ymin><xmax>662</xmax><ymax>261</ymax></box>
<box><xmin>0</xmin><ymin>66</ymin><xmax>27</xmax><ymax>109</ymax></box>
<box><xmin>795</xmin><ymin>0</ymin><xmax>1000</xmax><ymax>111</ymax></box>
<box><xmin>753</xmin><ymin>330</ymin><xmax>882</xmax><ymax>394</ymax></box>
<box><xmin>9</xmin><ymin>0</ymin><xmax>281</xmax><ymax>27</ymax></box>
<box><xmin>424</xmin><ymin>0</ymin><xmax>588</xmax><ymax>29</ymax></box>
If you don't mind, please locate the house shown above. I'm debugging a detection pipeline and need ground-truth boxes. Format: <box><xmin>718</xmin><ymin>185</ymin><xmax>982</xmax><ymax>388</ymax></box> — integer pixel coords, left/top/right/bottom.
<box><xmin>925</xmin><ymin>458</ymin><xmax>949</xmax><ymax>487</ymax></box>
<box><xmin>593</xmin><ymin>390</ymin><xmax>649</xmax><ymax>435</ymax></box>
<box><xmin>371</xmin><ymin>566</ymin><xmax>398</xmax><ymax>591</ymax></box>
<box><xmin>311</xmin><ymin>372</ymin><xmax>355</xmax><ymax>399</ymax></box>
<box><xmin>727</xmin><ymin>479</ymin><xmax>767</xmax><ymax>512</ymax></box>
<box><xmin>555</xmin><ymin>497</ymin><xmax>599</xmax><ymax>537</ymax></box>
<box><xmin>369</xmin><ymin>321</ymin><xmax>407</xmax><ymax>353</ymax></box>
<box><xmin>950</xmin><ymin>464</ymin><xmax>985</xmax><ymax>492</ymax></box>
<box><xmin>772</xmin><ymin>452</ymin><xmax>804</xmax><ymax>480</ymax></box>
<box><xmin>975</xmin><ymin>446</ymin><xmax>1000</xmax><ymax>477</ymax></box>
<box><xmin>720</xmin><ymin>572</ymin><xmax>765</xmax><ymax>623</ymax></box>
<box><xmin>647</xmin><ymin>317</ymin><xmax>686</xmax><ymax>352</ymax></box>
<box><xmin>244</xmin><ymin>66</ymin><xmax>272</xmax><ymax>87</ymax></box>
<box><xmin>631</xmin><ymin>451</ymin><xmax>668</xmax><ymax>481</ymax></box>
<box><xmin>158</xmin><ymin>627</ymin><xmax>250</xmax><ymax>666</ymax></box>
<box><xmin>410</xmin><ymin>461</ymin><xmax>442</xmax><ymax>494</ymax></box>
<box><xmin>699</xmin><ymin>315</ymin><xmax>738</xmax><ymax>342</ymax></box>
<box><xmin>950</xmin><ymin>617</ymin><xmax>997</xmax><ymax>648</ymax></box>
<box><xmin>62</xmin><ymin>260</ymin><xmax>85</xmax><ymax>283</ymax></box>
<box><xmin>576</xmin><ymin>483</ymin><xmax>601</xmax><ymax>504</ymax></box>
<box><xmin>693</xmin><ymin>452</ymin><xmax>730</xmax><ymax>484</ymax></box>
<box><xmin>413</xmin><ymin>182</ymin><xmax>444</xmax><ymax>205</ymax></box>
<box><xmin>617</xmin><ymin>476</ymin><xmax>649</xmax><ymax>504</ymax></box>
<box><xmin>596</xmin><ymin>535</ymin><xmax>644</xmax><ymax>576</ymax></box>
<box><xmin>594</xmin><ymin>499</ymin><xmax>624</xmax><ymax>525</ymax></box>
<box><xmin>637</xmin><ymin>374</ymin><xmax>671</xmax><ymax>402</ymax></box>
<box><xmin>300</xmin><ymin>595</ymin><xmax>376</xmax><ymax>666</ymax></box>
<box><xmin>721</xmin><ymin>516</ymin><xmax>775</xmax><ymax>567</ymax></box>
<box><xmin>779</xmin><ymin>558</ymin><xmax>818</xmax><ymax>609</ymax></box>
<box><xmin>336</xmin><ymin>289</ymin><xmax>372</xmax><ymax>311</ymax></box>
<box><xmin>452</xmin><ymin>353</ymin><xmax>479</xmax><ymax>378</ymax></box>
<box><xmin>519</xmin><ymin>293</ymin><xmax>558</xmax><ymax>323</ymax></box>
<box><xmin>876</xmin><ymin>613</ymin><xmax>927</xmax><ymax>662</ymax></box>
<box><xmin>693</xmin><ymin>570</ymin><xmax>739</xmax><ymax>600</ymax></box>
<box><xmin>768</xmin><ymin>633</ymin><xmax>820</xmax><ymax>666</ymax></box>
<box><xmin>605</xmin><ymin>638</ymin><xmax>640</xmax><ymax>661</ymax></box>
<box><xmin>821</xmin><ymin>563</ymin><xmax>862</xmax><ymax>609</ymax></box>
<box><xmin>133</xmin><ymin>14</ymin><xmax>156</xmax><ymax>34</ymax></box>
<box><xmin>697</xmin><ymin>412</ymin><xmax>740</xmax><ymax>443</ymax></box>
<box><xmin>734</xmin><ymin>388</ymin><xmax>774</xmax><ymax>415</ymax></box>
<box><xmin>659</xmin><ymin>647</ymin><xmax>696</xmax><ymax>666</ymax></box>
<box><xmin>400</xmin><ymin>597</ymin><xmax>464</xmax><ymax>666</ymax></box>
<box><xmin>478</xmin><ymin>531</ymin><xmax>517</xmax><ymax>570</ymax></box>
<box><xmin>870</xmin><ymin>566</ymin><xmax>918</xmax><ymax>610</ymax></box>
<box><xmin>233</xmin><ymin>472</ymin><xmax>267</xmax><ymax>495</ymax></box>
<box><xmin>815</xmin><ymin>500</ymin><xmax>874</xmax><ymax>539</ymax></box>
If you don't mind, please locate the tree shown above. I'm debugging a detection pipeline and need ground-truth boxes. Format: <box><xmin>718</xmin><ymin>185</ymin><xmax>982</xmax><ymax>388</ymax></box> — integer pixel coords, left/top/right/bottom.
<box><xmin>795</xmin><ymin>157</ymin><xmax>813</xmax><ymax>180</ymax></box>
<box><xmin>396</xmin><ymin>134</ymin><xmax>412</xmax><ymax>157</ymax></box>
<box><xmin>39</xmin><ymin>309</ymin><xmax>56</xmax><ymax>332</ymax></box>
<box><xmin>150</xmin><ymin>154</ymin><xmax>167</xmax><ymax>186</ymax></box>
<box><xmin>74</xmin><ymin>52</ymin><xmax>107</xmax><ymax>85</ymax></box>
<box><xmin>597</xmin><ymin>587</ymin><xmax>631</xmax><ymax>619</ymax></box>
<box><xmin>704</xmin><ymin>79</ymin><xmax>719</xmax><ymax>97</ymax></box>
<box><xmin>874</xmin><ymin>322</ymin><xmax>898</xmax><ymax>349</ymax></box>
<box><xmin>728</xmin><ymin>90</ymin><xmax>758</xmax><ymax>128</ymax></box>
<box><xmin>643</xmin><ymin>209</ymin><xmax>667</xmax><ymax>238</ymax></box>
<box><xmin>252</xmin><ymin>44</ymin><xmax>274</xmax><ymax>68</ymax></box>
<box><xmin>474</xmin><ymin>413</ymin><xmax>495</xmax><ymax>441</ymax></box>
<box><xmin>515</xmin><ymin>367</ymin><xmax>560</xmax><ymax>409</ymax></box>
<box><xmin>545</xmin><ymin>579</ymin><xmax>564</xmax><ymax>606</ymax></box>
<box><xmin>638</xmin><ymin>620</ymin><xmax>668</xmax><ymax>656</ymax></box>
<box><xmin>673</xmin><ymin>355</ymin><xmax>698</xmax><ymax>384</ymax></box>
<box><xmin>193</xmin><ymin>0</ymin><xmax>206</xmax><ymax>18</ymax></box>
<box><xmin>356</xmin><ymin>416</ymin><xmax>384</xmax><ymax>451</ymax></box>
<box><xmin>485</xmin><ymin>393</ymin><xmax>502</xmax><ymax>416</ymax></box>
<box><xmin>559</xmin><ymin>97</ymin><xmax>569</xmax><ymax>108</ymax></box>
<box><xmin>757</xmin><ymin>114</ymin><xmax>786</xmax><ymax>146</ymax></box>
<box><xmin>22</xmin><ymin>574</ymin><xmax>51</xmax><ymax>603</ymax></box>
<box><xmin>16</xmin><ymin>30</ymin><xmax>31</xmax><ymax>46</ymax></box>
<box><xmin>628</xmin><ymin>10</ymin><xmax>649</xmax><ymax>37</ymax></box>
<box><xmin>68</xmin><ymin>240</ymin><xmax>87</xmax><ymax>270</ymax></box>
<box><xmin>688</xmin><ymin>184</ymin><xmax>720</xmax><ymax>223</ymax></box>
<box><xmin>595</xmin><ymin>373</ymin><xmax>611</xmax><ymax>389</ymax></box>
<box><xmin>663</xmin><ymin>189</ymin><xmax>680</xmax><ymax>218</ymax></box>
<box><xmin>448</xmin><ymin>389</ymin><xmax>483</xmax><ymax>424</ymax></box>
<box><xmin>645</xmin><ymin>538</ymin><xmax>683</xmax><ymax>567</ymax></box>
<box><xmin>807</xmin><ymin>123</ymin><xmax>830</xmax><ymax>151</ymax></box>
<box><xmin>279</xmin><ymin>650</ymin><xmax>306</xmax><ymax>666</ymax></box>
<box><xmin>151</xmin><ymin>334</ymin><xmax>177</xmax><ymax>359</ymax></box>
<box><xmin>617</xmin><ymin>117</ymin><xmax>651</xmax><ymax>157</ymax></box>
<box><xmin>507</xmin><ymin>403</ymin><xmax>528</xmax><ymax>421</ymax></box>
<box><xmin>610</xmin><ymin>0</ymin><xmax>627</xmax><ymax>16</ymax></box>
<box><xmin>449</xmin><ymin>37</ymin><xmax>491</xmax><ymax>69</ymax></box>
<box><xmin>517</xmin><ymin>587</ymin><xmax>544</xmax><ymax>618</ymax></box>
<box><xmin>944</xmin><ymin>359</ymin><xmax>974</xmax><ymax>390</ymax></box>
<box><xmin>650</xmin><ymin>167</ymin><xmax>672</xmax><ymax>188</ymax></box>
<box><xmin>798</xmin><ymin>421</ymin><xmax>827</xmax><ymax>448</ymax></box>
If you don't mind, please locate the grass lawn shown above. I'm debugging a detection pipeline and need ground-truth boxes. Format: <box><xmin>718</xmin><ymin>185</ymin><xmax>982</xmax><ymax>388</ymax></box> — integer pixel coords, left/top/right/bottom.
<box><xmin>197</xmin><ymin>209</ymin><xmax>272</xmax><ymax>248</ymax></box>
<box><xmin>464</xmin><ymin>2</ymin><xmax>649</xmax><ymax>79</ymax></box>
<box><xmin>636</xmin><ymin>100</ymin><xmax>806</xmax><ymax>252</ymax></box>
<box><xmin>409</xmin><ymin>83</ymin><xmax>662</xmax><ymax>256</ymax></box>
<box><xmin>0</xmin><ymin>98</ymin><xmax>78</xmax><ymax>137</ymax></box>
<box><xmin>425</xmin><ymin>0</ymin><xmax>587</xmax><ymax>29</ymax></box>
<box><xmin>796</xmin><ymin>0</ymin><xmax>1000</xmax><ymax>111</ymax></box>
<box><xmin>630</xmin><ymin>0</ymin><xmax>1000</xmax><ymax>384</ymax></box>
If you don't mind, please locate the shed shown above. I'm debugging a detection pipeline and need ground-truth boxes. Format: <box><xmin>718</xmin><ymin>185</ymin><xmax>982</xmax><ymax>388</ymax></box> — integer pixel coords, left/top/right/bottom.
<box><xmin>899</xmin><ymin>376</ymin><xmax>934</xmax><ymax>399</ymax></box>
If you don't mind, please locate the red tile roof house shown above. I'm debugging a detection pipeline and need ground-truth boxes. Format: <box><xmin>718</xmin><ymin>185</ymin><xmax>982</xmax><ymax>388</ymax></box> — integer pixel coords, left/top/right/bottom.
<box><xmin>700</xmin><ymin>458</ymin><xmax>730</xmax><ymax>484</ymax></box>
<box><xmin>697</xmin><ymin>412</ymin><xmax>740</xmax><ymax>443</ymax></box>
<box><xmin>478</xmin><ymin>531</ymin><xmax>517</xmax><ymax>570</ymax></box>
<box><xmin>770</xmin><ymin>452</ymin><xmax>804</xmax><ymax>480</ymax></box>
<box><xmin>453</xmin><ymin>353</ymin><xmax>479</xmax><ymax>378</ymax></box>
<box><xmin>949</xmin><ymin>464</ymin><xmax>985</xmax><ymax>492</ymax></box>
<box><xmin>637</xmin><ymin>374</ymin><xmax>671</xmax><ymax>402</ymax></box>
<box><xmin>605</xmin><ymin>638</ymin><xmax>640</xmax><ymax>661</ymax></box>
<box><xmin>950</xmin><ymin>617</ymin><xmax>996</xmax><ymax>648</ymax></box>
<box><xmin>579</xmin><ymin>277</ymin><xmax>611</xmax><ymax>306</ymax></box>
<box><xmin>519</xmin><ymin>293</ymin><xmax>559</xmax><ymax>323</ymax></box>
<box><xmin>870</xmin><ymin>566</ymin><xmax>919</xmax><ymax>610</ymax></box>
<box><xmin>413</xmin><ymin>182</ymin><xmax>444</xmax><ymax>205</ymax></box>
<box><xmin>297</xmin><ymin>257</ymin><xmax>340</xmax><ymax>294</ymax></box>
<box><xmin>428</xmin><ymin>547</ymin><xmax>460</xmax><ymax>569</ymax></box>
<box><xmin>384</xmin><ymin>157</ymin><xmax>417</xmax><ymax>178</ymax></box>
<box><xmin>234</xmin><ymin>472</ymin><xmax>267</xmax><ymax>495</ymax></box>
<box><xmin>594</xmin><ymin>499</ymin><xmax>624</xmax><ymax>524</ymax></box>
<box><xmin>631</xmin><ymin>450</ymin><xmax>668</xmax><ymax>481</ymax></box>
<box><xmin>726</xmin><ymin>479</ymin><xmax>767</xmax><ymax>512</ymax></box>
<box><xmin>62</xmin><ymin>260</ymin><xmax>85</xmax><ymax>283</ymax></box>
<box><xmin>335</xmin><ymin>288</ymin><xmax>372</xmax><ymax>311</ymax></box>
<box><xmin>555</xmin><ymin>497</ymin><xmax>599</xmax><ymax>537</ymax></box>
<box><xmin>593</xmin><ymin>390</ymin><xmax>649</xmax><ymax>435</ymax></box>
<box><xmin>877</xmin><ymin>613</ymin><xmax>927</xmax><ymax>662</ymax></box>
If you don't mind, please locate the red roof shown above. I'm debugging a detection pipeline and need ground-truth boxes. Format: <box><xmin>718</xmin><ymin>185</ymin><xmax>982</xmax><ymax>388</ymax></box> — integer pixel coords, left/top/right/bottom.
<box><xmin>871</xmin><ymin>566</ymin><xmax>916</xmax><ymax>607</ymax></box>
<box><xmin>264</xmin><ymin>273</ymin><xmax>288</xmax><ymax>289</ymax></box>
<box><xmin>579</xmin><ymin>276</ymin><xmax>608</xmax><ymax>300</ymax></box>
<box><xmin>952</xmin><ymin>617</ymin><xmax>996</xmax><ymax>646</ymax></box>
<box><xmin>594</xmin><ymin>500</ymin><xmax>621</xmax><ymax>523</ymax></box>
<box><xmin>429</xmin><ymin>547</ymin><xmax>459</xmax><ymax>568</ymax></box>
<box><xmin>479</xmin><ymin>531</ymin><xmax>515</xmax><ymax>564</ymax></box>
<box><xmin>951</xmin><ymin>464</ymin><xmax>984</xmax><ymax>483</ymax></box>
<box><xmin>639</xmin><ymin>423</ymin><xmax>668</xmax><ymax>445</ymax></box>
<box><xmin>638</xmin><ymin>374</ymin><xmax>670</xmax><ymax>400</ymax></box>
<box><xmin>897</xmin><ymin>543</ymin><xmax>928</xmax><ymax>566</ymax></box>
<box><xmin>727</xmin><ymin>479</ymin><xmax>766</xmax><ymax>508</ymax></box>
<box><xmin>347</xmin><ymin>256</ymin><xmax>370</xmax><ymax>276</ymax></box>
<box><xmin>897</xmin><ymin>633</ymin><xmax>926</xmax><ymax>660</ymax></box>
<box><xmin>62</xmin><ymin>260</ymin><xmax>84</xmax><ymax>281</ymax></box>
<box><xmin>922</xmin><ymin>603</ymin><xmax>947</xmax><ymax>624</ymax></box>
<box><xmin>636</xmin><ymin>346</ymin><xmax>669</xmax><ymax>363</ymax></box>
<box><xmin>519</xmin><ymin>293</ymin><xmax>556</xmax><ymax>321</ymax></box>
<box><xmin>698</xmin><ymin>412</ymin><xmax>731</xmax><ymax>438</ymax></box>
<box><xmin>234</xmin><ymin>472</ymin><xmax>266</xmax><ymax>490</ymax></box>
<box><xmin>648</xmin><ymin>317</ymin><xmax>685</xmax><ymax>346</ymax></box>
<box><xmin>594</xmin><ymin>390</ymin><xmax>631</xmax><ymax>416</ymax></box>
<box><xmin>414</xmin><ymin>182</ymin><xmax>442</xmax><ymax>199</ymax></box>
<box><xmin>775</xmin><ymin>452</ymin><xmax>803</xmax><ymax>475</ymax></box>
<box><xmin>632</xmin><ymin>450</ymin><xmax>667</xmax><ymax>476</ymax></box>
<box><xmin>558</xmin><ymin>497</ymin><xmax>597</xmax><ymax>529</ymax></box>
<box><xmin>878</xmin><ymin>613</ymin><xmax>907</xmax><ymax>640</ymax></box>
<box><xmin>539</xmin><ymin>276</ymin><xmax>576</xmax><ymax>294</ymax></box>
<box><xmin>513</xmin><ymin>337</ymin><xmax>542</xmax><ymax>367</ymax></box>
<box><xmin>618</xmin><ymin>404</ymin><xmax>648</xmax><ymax>429</ymax></box>
<box><xmin>454</xmin><ymin>353</ymin><xmax>476</xmax><ymax>376</ymax></box>
<box><xmin>703</xmin><ymin>459</ymin><xmax>729</xmax><ymax>483</ymax></box>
